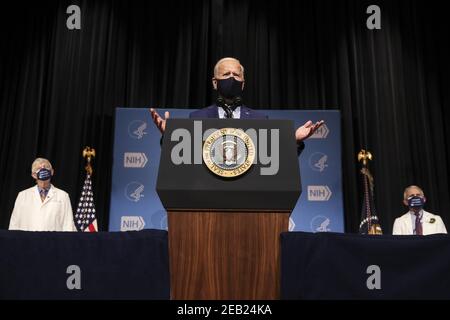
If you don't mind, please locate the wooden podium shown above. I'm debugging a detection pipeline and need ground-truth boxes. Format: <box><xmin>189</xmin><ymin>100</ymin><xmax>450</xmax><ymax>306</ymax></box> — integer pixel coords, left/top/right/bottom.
<box><xmin>157</xmin><ymin>119</ymin><xmax>301</xmax><ymax>300</ymax></box>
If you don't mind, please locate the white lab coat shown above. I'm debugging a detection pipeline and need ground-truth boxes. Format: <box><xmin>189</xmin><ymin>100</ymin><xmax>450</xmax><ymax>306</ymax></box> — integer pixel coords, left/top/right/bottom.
<box><xmin>9</xmin><ymin>185</ymin><xmax>76</xmax><ymax>231</ymax></box>
<box><xmin>392</xmin><ymin>210</ymin><xmax>447</xmax><ymax>235</ymax></box>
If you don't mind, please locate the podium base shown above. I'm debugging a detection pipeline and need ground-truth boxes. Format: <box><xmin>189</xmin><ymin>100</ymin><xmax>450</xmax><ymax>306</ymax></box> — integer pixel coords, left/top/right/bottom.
<box><xmin>168</xmin><ymin>210</ymin><xmax>290</xmax><ymax>300</ymax></box>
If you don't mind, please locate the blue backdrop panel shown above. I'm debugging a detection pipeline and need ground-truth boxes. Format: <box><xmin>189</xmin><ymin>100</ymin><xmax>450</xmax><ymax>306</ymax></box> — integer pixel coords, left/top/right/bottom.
<box><xmin>0</xmin><ymin>229</ymin><xmax>169</xmax><ymax>299</ymax></box>
<box><xmin>265</xmin><ymin>110</ymin><xmax>343</xmax><ymax>233</ymax></box>
<box><xmin>109</xmin><ymin>108</ymin><xmax>343</xmax><ymax>233</ymax></box>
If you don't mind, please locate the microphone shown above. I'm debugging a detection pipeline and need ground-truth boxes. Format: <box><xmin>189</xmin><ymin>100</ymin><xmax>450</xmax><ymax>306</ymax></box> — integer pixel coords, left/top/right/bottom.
<box><xmin>232</xmin><ymin>96</ymin><xmax>242</xmax><ymax>108</ymax></box>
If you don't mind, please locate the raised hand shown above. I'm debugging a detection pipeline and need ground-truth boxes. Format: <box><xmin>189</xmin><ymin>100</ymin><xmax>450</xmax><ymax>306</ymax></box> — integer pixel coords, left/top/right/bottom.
<box><xmin>149</xmin><ymin>108</ymin><xmax>170</xmax><ymax>134</ymax></box>
<box><xmin>295</xmin><ymin>120</ymin><xmax>325</xmax><ymax>142</ymax></box>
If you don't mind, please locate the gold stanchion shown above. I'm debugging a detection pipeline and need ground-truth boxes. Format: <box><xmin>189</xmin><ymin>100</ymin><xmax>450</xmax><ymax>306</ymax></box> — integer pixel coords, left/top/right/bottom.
<box><xmin>82</xmin><ymin>147</ymin><xmax>96</xmax><ymax>176</ymax></box>
<box><xmin>358</xmin><ymin>149</ymin><xmax>382</xmax><ymax>235</ymax></box>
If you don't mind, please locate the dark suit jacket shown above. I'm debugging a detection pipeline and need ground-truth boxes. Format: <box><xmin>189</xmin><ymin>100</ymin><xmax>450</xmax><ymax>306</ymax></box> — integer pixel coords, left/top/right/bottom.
<box><xmin>188</xmin><ymin>104</ymin><xmax>305</xmax><ymax>154</ymax></box>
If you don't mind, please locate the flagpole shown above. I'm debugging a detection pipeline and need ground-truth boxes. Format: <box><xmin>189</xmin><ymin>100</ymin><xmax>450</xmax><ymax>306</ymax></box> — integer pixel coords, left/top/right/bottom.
<box><xmin>358</xmin><ymin>149</ymin><xmax>383</xmax><ymax>235</ymax></box>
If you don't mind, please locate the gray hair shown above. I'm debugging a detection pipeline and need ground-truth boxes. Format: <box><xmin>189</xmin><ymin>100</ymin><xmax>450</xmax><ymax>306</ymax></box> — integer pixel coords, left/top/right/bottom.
<box><xmin>213</xmin><ymin>57</ymin><xmax>245</xmax><ymax>78</ymax></box>
<box><xmin>403</xmin><ymin>185</ymin><xmax>424</xmax><ymax>200</ymax></box>
<box><xmin>31</xmin><ymin>158</ymin><xmax>53</xmax><ymax>173</ymax></box>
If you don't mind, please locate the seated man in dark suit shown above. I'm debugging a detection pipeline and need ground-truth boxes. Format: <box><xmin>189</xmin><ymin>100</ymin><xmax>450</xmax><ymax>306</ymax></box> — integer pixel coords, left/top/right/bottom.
<box><xmin>150</xmin><ymin>57</ymin><xmax>324</xmax><ymax>149</ymax></box>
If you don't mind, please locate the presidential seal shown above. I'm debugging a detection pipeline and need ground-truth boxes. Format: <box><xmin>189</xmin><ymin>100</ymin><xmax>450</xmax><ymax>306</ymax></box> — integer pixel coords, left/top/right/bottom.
<box><xmin>203</xmin><ymin>128</ymin><xmax>255</xmax><ymax>178</ymax></box>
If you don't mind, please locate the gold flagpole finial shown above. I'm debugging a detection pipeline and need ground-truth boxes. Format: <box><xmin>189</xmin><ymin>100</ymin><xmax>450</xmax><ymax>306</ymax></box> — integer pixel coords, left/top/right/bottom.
<box><xmin>82</xmin><ymin>147</ymin><xmax>96</xmax><ymax>176</ymax></box>
<box><xmin>358</xmin><ymin>149</ymin><xmax>372</xmax><ymax>167</ymax></box>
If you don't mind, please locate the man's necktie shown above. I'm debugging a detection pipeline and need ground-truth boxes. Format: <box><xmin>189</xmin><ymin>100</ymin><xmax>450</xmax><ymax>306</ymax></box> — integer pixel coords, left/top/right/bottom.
<box><xmin>223</xmin><ymin>106</ymin><xmax>233</xmax><ymax>118</ymax></box>
<box><xmin>415</xmin><ymin>212</ymin><xmax>423</xmax><ymax>235</ymax></box>
<box><xmin>39</xmin><ymin>188</ymin><xmax>49</xmax><ymax>202</ymax></box>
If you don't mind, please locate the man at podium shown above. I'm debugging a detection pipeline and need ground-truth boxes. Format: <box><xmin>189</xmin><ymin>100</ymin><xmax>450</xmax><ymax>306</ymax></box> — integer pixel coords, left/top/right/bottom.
<box><xmin>149</xmin><ymin>57</ymin><xmax>324</xmax><ymax>148</ymax></box>
<box><xmin>153</xmin><ymin>57</ymin><xmax>310</xmax><ymax>299</ymax></box>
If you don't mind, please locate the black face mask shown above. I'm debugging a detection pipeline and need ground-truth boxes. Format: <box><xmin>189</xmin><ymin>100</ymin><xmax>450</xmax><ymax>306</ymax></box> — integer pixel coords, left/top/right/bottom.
<box><xmin>216</xmin><ymin>77</ymin><xmax>243</xmax><ymax>99</ymax></box>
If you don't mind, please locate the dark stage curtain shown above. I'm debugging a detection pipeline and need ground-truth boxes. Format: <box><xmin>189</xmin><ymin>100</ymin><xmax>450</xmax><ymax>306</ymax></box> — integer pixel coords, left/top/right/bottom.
<box><xmin>1</xmin><ymin>0</ymin><xmax>449</xmax><ymax>233</ymax></box>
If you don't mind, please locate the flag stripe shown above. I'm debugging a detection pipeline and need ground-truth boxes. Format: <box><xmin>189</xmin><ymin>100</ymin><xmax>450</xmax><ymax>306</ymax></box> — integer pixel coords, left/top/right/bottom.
<box><xmin>88</xmin><ymin>222</ymin><xmax>96</xmax><ymax>232</ymax></box>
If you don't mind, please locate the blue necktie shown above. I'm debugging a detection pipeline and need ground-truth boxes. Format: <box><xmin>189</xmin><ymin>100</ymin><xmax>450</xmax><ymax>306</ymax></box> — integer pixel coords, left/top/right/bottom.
<box><xmin>39</xmin><ymin>188</ymin><xmax>49</xmax><ymax>201</ymax></box>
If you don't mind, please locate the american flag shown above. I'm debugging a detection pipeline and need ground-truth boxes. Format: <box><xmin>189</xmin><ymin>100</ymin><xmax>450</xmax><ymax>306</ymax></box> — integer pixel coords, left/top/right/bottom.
<box><xmin>75</xmin><ymin>174</ymin><xmax>98</xmax><ymax>232</ymax></box>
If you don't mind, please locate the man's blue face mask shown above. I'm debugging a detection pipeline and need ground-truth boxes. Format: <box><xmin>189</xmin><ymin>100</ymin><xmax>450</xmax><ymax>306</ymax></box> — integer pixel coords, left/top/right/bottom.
<box><xmin>36</xmin><ymin>168</ymin><xmax>52</xmax><ymax>181</ymax></box>
<box><xmin>407</xmin><ymin>195</ymin><xmax>425</xmax><ymax>208</ymax></box>
<box><xmin>217</xmin><ymin>77</ymin><xmax>243</xmax><ymax>99</ymax></box>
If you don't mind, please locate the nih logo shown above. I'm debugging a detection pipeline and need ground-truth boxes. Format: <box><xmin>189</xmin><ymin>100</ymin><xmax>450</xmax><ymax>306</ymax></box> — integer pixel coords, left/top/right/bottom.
<box><xmin>307</xmin><ymin>185</ymin><xmax>332</xmax><ymax>201</ymax></box>
<box><xmin>289</xmin><ymin>217</ymin><xmax>296</xmax><ymax>231</ymax></box>
<box><xmin>125</xmin><ymin>182</ymin><xmax>145</xmax><ymax>202</ymax></box>
<box><xmin>310</xmin><ymin>124</ymin><xmax>329</xmax><ymax>139</ymax></box>
<box><xmin>124</xmin><ymin>152</ymin><xmax>148</xmax><ymax>168</ymax></box>
<box><xmin>121</xmin><ymin>216</ymin><xmax>146</xmax><ymax>231</ymax></box>
<box><xmin>128</xmin><ymin>120</ymin><xmax>148</xmax><ymax>139</ymax></box>
<box><xmin>310</xmin><ymin>215</ymin><xmax>331</xmax><ymax>232</ymax></box>
<box><xmin>309</xmin><ymin>152</ymin><xmax>328</xmax><ymax>172</ymax></box>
